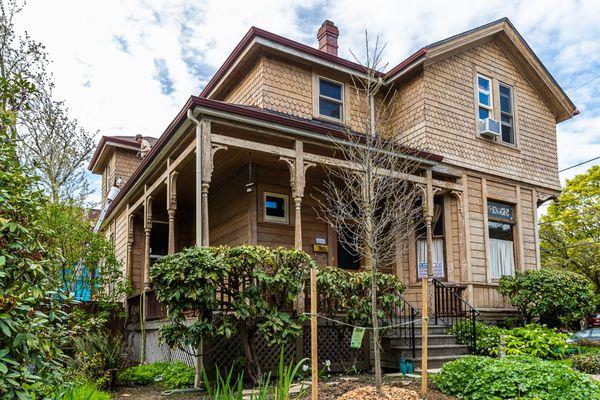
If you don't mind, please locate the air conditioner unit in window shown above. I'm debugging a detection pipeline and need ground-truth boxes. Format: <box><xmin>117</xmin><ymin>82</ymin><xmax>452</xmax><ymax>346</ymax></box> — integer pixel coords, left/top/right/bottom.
<box><xmin>479</xmin><ymin>118</ymin><xmax>501</xmax><ymax>138</ymax></box>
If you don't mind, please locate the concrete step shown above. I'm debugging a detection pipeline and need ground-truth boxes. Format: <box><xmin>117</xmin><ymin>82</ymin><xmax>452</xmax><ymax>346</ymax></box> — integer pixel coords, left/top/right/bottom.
<box><xmin>385</xmin><ymin>334</ymin><xmax>459</xmax><ymax>347</ymax></box>
<box><xmin>413</xmin><ymin>354</ymin><xmax>465</xmax><ymax>369</ymax></box>
<box><xmin>392</xmin><ymin>344</ymin><xmax>469</xmax><ymax>358</ymax></box>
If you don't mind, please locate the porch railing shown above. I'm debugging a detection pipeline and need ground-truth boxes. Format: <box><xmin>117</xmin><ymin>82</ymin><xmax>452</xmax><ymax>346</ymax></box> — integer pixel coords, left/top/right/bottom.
<box><xmin>432</xmin><ymin>278</ymin><xmax>479</xmax><ymax>353</ymax></box>
<box><xmin>383</xmin><ymin>293</ymin><xmax>419</xmax><ymax>360</ymax></box>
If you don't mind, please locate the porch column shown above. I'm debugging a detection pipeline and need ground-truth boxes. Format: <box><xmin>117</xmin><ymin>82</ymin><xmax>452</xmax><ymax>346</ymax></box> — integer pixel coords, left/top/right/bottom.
<box><xmin>168</xmin><ymin>171</ymin><xmax>179</xmax><ymax>254</ymax></box>
<box><xmin>451</xmin><ymin>190</ymin><xmax>468</xmax><ymax>284</ymax></box>
<box><xmin>420</xmin><ymin>168</ymin><xmax>434</xmax><ymax>393</ymax></box>
<box><xmin>127</xmin><ymin>213</ymin><xmax>135</xmax><ymax>285</ymax></box>
<box><xmin>143</xmin><ymin>195</ymin><xmax>153</xmax><ymax>290</ymax></box>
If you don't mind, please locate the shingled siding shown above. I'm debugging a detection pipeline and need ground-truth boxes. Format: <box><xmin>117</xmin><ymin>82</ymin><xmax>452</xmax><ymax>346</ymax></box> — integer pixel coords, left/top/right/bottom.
<box><xmin>421</xmin><ymin>39</ymin><xmax>560</xmax><ymax>191</ymax></box>
<box><xmin>224</xmin><ymin>56</ymin><xmax>371</xmax><ymax>133</ymax></box>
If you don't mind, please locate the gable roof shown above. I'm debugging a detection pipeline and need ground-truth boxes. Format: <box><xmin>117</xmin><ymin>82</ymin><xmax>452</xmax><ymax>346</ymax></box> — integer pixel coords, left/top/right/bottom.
<box><xmin>202</xmin><ymin>18</ymin><xmax>577</xmax><ymax>123</ymax></box>
<box><xmin>385</xmin><ymin>18</ymin><xmax>577</xmax><ymax>122</ymax></box>
<box><xmin>88</xmin><ymin>135</ymin><xmax>158</xmax><ymax>174</ymax></box>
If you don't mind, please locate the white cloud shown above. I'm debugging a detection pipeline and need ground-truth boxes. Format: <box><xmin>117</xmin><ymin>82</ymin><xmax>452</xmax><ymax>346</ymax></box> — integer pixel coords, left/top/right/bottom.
<box><xmin>14</xmin><ymin>0</ymin><xmax>600</xmax><ymax>207</ymax></box>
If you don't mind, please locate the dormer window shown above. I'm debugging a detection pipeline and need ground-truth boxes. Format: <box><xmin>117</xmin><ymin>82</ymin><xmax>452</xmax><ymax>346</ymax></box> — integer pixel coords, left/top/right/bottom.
<box><xmin>318</xmin><ymin>77</ymin><xmax>343</xmax><ymax>121</ymax></box>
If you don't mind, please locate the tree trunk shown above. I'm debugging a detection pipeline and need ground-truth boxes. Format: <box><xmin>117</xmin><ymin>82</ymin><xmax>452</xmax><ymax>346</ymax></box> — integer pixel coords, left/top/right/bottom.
<box><xmin>240</xmin><ymin>325</ymin><xmax>261</xmax><ymax>384</ymax></box>
<box><xmin>371</xmin><ymin>265</ymin><xmax>382</xmax><ymax>392</ymax></box>
<box><xmin>194</xmin><ymin>341</ymin><xmax>203</xmax><ymax>388</ymax></box>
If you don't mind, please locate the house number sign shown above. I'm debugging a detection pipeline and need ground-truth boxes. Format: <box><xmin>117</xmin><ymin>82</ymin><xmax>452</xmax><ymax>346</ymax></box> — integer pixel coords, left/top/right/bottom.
<box><xmin>487</xmin><ymin>201</ymin><xmax>513</xmax><ymax>220</ymax></box>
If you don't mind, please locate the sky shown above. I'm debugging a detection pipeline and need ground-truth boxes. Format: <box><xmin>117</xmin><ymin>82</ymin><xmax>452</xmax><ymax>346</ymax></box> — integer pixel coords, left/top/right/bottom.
<box><xmin>14</xmin><ymin>0</ymin><xmax>600</xmax><ymax>207</ymax></box>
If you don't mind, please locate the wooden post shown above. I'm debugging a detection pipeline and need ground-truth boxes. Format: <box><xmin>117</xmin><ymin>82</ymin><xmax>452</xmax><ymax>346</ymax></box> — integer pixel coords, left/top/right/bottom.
<box><xmin>168</xmin><ymin>172</ymin><xmax>178</xmax><ymax>255</ymax></box>
<box><xmin>143</xmin><ymin>195</ymin><xmax>153</xmax><ymax>291</ymax></box>
<box><xmin>281</xmin><ymin>140</ymin><xmax>317</xmax><ymax>399</ymax></box>
<box><xmin>421</xmin><ymin>169</ymin><xmax>434</xmax><ymax>394</ymax></box>
<box><xmin>310</xmin><ymin>266</ymin><xmax>318</xmax><ymax>400</ymax></box>
<box><xmin>126</xmin><ymin>213</ymin><xmax>135</xmax><ymax>284</ymax></box>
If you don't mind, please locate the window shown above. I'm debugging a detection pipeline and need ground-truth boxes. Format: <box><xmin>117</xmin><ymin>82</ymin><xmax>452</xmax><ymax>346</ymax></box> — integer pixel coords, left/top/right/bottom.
<box><xmin>477</xmin><ymin>75</ymin><xmax>493</xmax><ymax>120</ymax></box>
<box><xmin>415</xmin><ymin>196</ymin><xmax>445</xmax><ymax>279</ymax></box>
<box><xmin>499</xmin><ymin>83</ymin><xmax>514</xmax><ymax>144</ymax></box>
<box><xmin>150</xmin><ymin>221</ymin><xmax>169</xmax><ymax>264</ymax></box>
<box><xmin>264</xmin><ymin>193</ymin><xmax>289</xmax><ymax>224</ymax></box>
<box><xmin>336</xmin><ymin>225</ymin><xmax>360</xmax><ymax>270</ymax></box>
<box><xmin>318</xmin><ymin>77</ymin><xmax>343</xmax><ymax>121</ymax></box>
<box><xmin>487</xmin><ymin>201</ymin><xmax>515</xmax><ymax>278</ymax></box>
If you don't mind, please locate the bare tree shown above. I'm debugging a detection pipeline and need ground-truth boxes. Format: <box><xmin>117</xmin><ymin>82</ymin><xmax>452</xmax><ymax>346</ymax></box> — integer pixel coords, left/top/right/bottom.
<box><xmin>17</xmin><ymin>88</ymin><xmax>96</xmax><ymax>203</ymax></box>
<box><xmin>0</xmin><ymin>0</ymin><xmax>49</xmax><ymax>140</ymax></box>
<box><xmin>316</xmin><ymin>35</ymin><xmax>424</xmax><ymax>392</ymax></box>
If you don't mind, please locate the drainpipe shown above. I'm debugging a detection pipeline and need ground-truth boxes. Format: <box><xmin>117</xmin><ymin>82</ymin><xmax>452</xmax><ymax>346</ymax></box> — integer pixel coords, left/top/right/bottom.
<box><xmin>186</xmin><ymin>108</ymin><xmax>203</xmax><ymax>247</ymax></box>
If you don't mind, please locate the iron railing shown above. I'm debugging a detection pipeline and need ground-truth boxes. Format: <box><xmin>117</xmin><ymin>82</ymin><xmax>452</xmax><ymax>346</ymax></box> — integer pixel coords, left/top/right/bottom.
<box><xmin>383</xmin><ymin>293</ymin><xmax>419</xmax><ymax>360</ymax></box>
<box><xmin>432</xmin><ymin>278</ymin><xmax>480</xmax><ymax>353</ymax></box>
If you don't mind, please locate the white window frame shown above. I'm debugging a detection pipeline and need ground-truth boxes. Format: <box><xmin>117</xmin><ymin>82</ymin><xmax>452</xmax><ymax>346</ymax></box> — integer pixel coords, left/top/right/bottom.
<box><xmin>317</xmin><ymin>76</ymin><xmax>344</xmax><ymax>122</ymax></box>
<box><xmin>477</xmin><ymin>74</ymin><xmax>493</xmax><ymax>121</ymax></box>
<box><xmin>487</xmin><ymin>201</ymin><xmax>516</xmax><ymax>279</ymax></box>
<box><xmin>499</xmin><ymin>82</ymin><xmax>515</xmax><ymax>144</ymax></box>
<box><xmin>263</xmin><ymin>192</ymin><xmax>289</xmax><ymax>224</ymax></box>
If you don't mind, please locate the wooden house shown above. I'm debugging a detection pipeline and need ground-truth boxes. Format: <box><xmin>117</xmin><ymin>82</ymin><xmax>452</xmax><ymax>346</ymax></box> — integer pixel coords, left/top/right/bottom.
<box><xmin>90</xmin><ymin>18</ymin><xmax>576</xmax><ymax>330</ymax></box>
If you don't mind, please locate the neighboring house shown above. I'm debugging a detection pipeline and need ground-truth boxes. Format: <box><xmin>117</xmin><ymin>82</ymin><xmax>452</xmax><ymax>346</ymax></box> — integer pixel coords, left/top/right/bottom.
<box><xmin>89</xmin><ymin>18</ymin><xmax>576</xmax><ymax>325</ymax></box>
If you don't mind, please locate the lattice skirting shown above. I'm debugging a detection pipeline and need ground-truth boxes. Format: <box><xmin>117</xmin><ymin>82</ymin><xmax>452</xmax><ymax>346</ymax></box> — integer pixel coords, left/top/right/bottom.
<box><xmin>126</xmin><ymin>319</ymin><xmax>371</xmax><ymax>375</ymax></box>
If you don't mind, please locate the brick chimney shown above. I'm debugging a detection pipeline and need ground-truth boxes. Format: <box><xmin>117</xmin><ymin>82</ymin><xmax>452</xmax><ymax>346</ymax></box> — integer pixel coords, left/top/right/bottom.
<box><xmin>317</xmin><ymin>20</ymin><xmax>339</xmax><ymax>56</ymax></box>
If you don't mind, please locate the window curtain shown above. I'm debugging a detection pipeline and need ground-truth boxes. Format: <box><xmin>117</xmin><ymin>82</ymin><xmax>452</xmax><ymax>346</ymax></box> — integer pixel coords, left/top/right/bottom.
<box><xmin>489</xmin><ymin>238</ymin><xmax>515</xmax><ymax>278</ymax></box>
<box><xmin>417</xmin><ymin>238</ymin><xmax>444</xmax><ymax>278</ymax></box>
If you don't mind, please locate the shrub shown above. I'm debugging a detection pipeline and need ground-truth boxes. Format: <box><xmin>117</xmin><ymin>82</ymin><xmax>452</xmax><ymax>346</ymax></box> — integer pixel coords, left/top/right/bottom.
<box><xmin>572</xmin><ymin>353</ymin><xmax>600</xmax><ymax>374</ymax></box>
<box><xmin>502</xmin><ymin>324</ymin><xmax>569</xmax><ymax>359</ymax></box>
<box><xmin>449</xmin><ymin>320</ymin><xmax>502</xmax><ymax>356</ymax></box>
<box><xmin>151</xmin><ymin>245</ymin><xmax>314</xmax><ymax>384</ymax></box>
<box><xmin>117</xmin><ymin>361</ymin><xmax>194</xmax><ymax>389</ymax></box>
<box><xmin>498</xmin><ymin>268</ymin><xmax>596</xmax><ymax>328</ymax></box>
<box><xmin>72</xmin><ymin>331</ymin><xmax>122</xmax><ymax>388</ymax></box>
<box><xmin>451</xmin><ymin>322</ymin><xmax>569</xmax><ymax>359</ymax></box>
<box><xmin>433</xmin><ymin>355</ymin><xmax>600</xmax><ymax>400</ymax></box>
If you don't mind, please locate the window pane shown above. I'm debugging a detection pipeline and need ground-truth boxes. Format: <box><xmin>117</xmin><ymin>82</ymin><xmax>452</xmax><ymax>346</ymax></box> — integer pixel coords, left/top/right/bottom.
<box><xmin>319</xmin><ymin>79</ymin><xmax>342</xmax><ymax>100</ymax></box>
<box><xmin>501</xmin><ymin>113</ymin><xmax>512</xmax><ymax>125</ymax></box>
<box><xmin>500</xmin><ymin>86</ymin><xmax>512</xmax><ymax>113</ymax></box>
<box><xmin>488</xmin><ymin>201</ymin><xmax>514</xmax><ymax>220</ymax></box>
<box><xmin>479</xmin><ymin>92</ymin><xmax>490</xmax><ymax>106</ymax></box>
<box><xmin>501</xmin><ymin>124</ymin><xmax>514</xmax><ymax>144</ymax></box>
<box><xmin>478</xmin><ymin>76</ymin><xmax>490</xmax><ymax>92</ymax></box>
<box><xmin>265</xmin><ymin>195</ymin><xmax>286</xmax><ymax>218</ymax></box>
<box><xmin>489</xmin><ymin>221</ymin><xmax>513</xmax><ymax>241</ymax></box>
<box><xmin>479</xmin><ymin>107</ymin><xmax>490</xmax><ymax>120</ymax></box>
<box><xmin>319</xmin><ymin>98</ymin><xmax>342</xmax><ymax>119</ymax></box>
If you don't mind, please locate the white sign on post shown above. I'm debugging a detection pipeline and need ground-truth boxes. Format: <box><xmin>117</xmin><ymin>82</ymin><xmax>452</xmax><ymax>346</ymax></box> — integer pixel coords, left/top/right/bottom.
<box><xmin>418</xmin><ymin>261</ymin><xmax>444</xmax><ymax>278</ymax></box>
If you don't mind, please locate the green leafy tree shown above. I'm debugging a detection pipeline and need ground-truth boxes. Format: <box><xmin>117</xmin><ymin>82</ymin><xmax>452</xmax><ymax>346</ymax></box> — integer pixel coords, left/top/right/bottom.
<box><xmin>0</xmin><ymin>118</ymin><xmax>69</xmax><ymax>399</ymax></box>
<box><xmin>40</xmin><ymin>202</ymin><xmax>128</xmax><ymax>306</ymax></box>
<box><xmin>498</xmin><ymin>268</ymin><xmax>596</xmax><ymax>328</ymax></box>
<box><xmin>151</xmin><ymin>245</ymin><xmax>313</xmax><ymax>386</ymax></box>
<box><xmin>540</xmin><ymin>165</ymin><xmax>600</xmax><ymax>289</ymax></box>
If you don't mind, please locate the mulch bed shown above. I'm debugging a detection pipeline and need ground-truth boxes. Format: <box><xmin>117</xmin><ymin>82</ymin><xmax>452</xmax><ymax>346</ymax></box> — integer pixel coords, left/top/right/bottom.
<box><xmin>112</xmin><ymin>374</ymin><xmax>455</xmax><ymax>399</ymax></box>
<box><xmin>301</xmin><ymin>375</ymin><xmax>455</xmax><ymax>400</ymax></box>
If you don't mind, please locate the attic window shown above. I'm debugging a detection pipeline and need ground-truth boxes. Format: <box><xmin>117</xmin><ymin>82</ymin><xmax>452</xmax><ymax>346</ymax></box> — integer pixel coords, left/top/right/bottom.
<box><xmin>318</xmin><ymin>77</ymin><xmax>343</xmax><ymax>121</ymax></box>
<box><xmin>499</xmin><ymin>83</ymin><xmax>515</xmax><ymax>144</ymax></box>
<box><xmin>477</xmin><ymin>75</ymin><xmax>493</xmax><ymax>120</ymax></box>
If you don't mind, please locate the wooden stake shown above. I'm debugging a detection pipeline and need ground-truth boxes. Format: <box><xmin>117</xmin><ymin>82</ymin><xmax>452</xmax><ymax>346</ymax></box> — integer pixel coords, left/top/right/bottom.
<box><xmin>310</xmin><ymin>267</ymin><xmax>318</xmax><ymax>400</ymax></box>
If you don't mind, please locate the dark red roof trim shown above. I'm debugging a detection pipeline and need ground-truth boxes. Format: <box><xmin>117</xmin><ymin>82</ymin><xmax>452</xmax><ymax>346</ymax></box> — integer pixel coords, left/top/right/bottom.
<box><xmin>88</xmin><ymin>136</ymin><xmax>140</xmax><ymax>171</ymax></box>
<box><xmin>104</xmin><ymin>96</ymin><xmax>443</xmax><ymax>220</ymax></box>
<box><xmin>200</xmin><ymin>27</ymin><xmax>382</xmax><ymax>98</ymax></box>
<box><xmin>385</xmin><ymin>48</ymin><xmax>427</xmax><ymax>80</ymax></box>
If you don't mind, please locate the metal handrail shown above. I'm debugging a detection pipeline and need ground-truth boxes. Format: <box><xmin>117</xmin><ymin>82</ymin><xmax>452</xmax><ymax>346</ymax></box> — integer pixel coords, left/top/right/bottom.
<box><xmin>432</xmin><ymin>278</ymin><xmax>480</xmax><ymax>353</ymax></box>
<box><xmin>383</xmin><ymin>292</ymin><xmax>419</xmax><ymax>360</ymax></box>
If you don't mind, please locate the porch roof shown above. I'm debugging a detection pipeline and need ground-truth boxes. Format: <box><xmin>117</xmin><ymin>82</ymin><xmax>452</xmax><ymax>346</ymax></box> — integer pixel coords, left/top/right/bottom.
<box><xmin>102</xmin><ymin>95</ymin><xmax>443</xmax><ymax>222</ymax></box>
